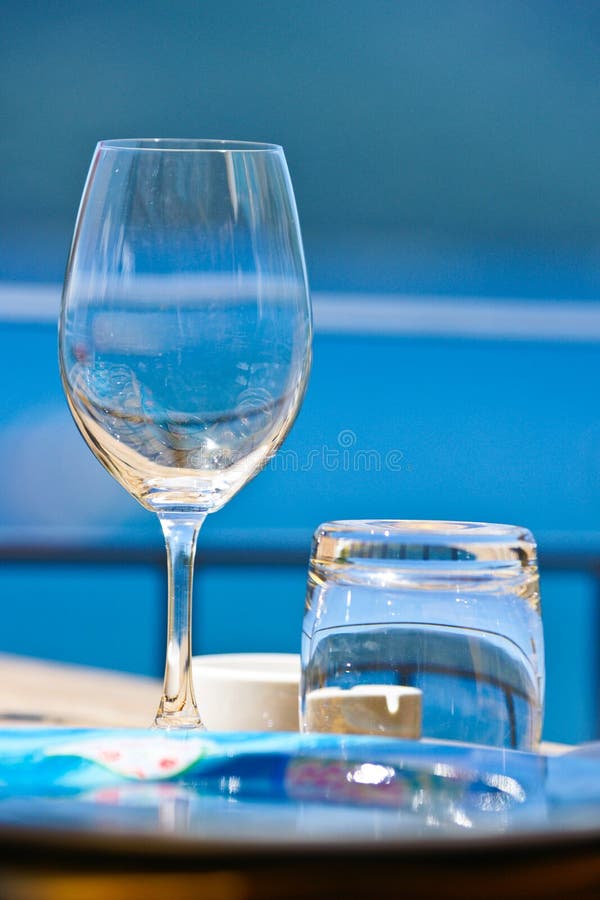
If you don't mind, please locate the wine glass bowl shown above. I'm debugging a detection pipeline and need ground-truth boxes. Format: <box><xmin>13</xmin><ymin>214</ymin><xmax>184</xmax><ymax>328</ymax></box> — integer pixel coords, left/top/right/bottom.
<box><xmin>59</xmin><ymin>139</ymin><xmax>312</xmax><ymax>728</ymax></box>
<box><xmin>61</xmin><ymin>139</ymin><xmax>311</xmax><ymax>515</ymax></box>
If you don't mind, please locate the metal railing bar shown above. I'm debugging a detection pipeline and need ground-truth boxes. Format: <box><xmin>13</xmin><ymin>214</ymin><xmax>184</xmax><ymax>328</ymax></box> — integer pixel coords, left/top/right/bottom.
<box><xmin>1</xmin><ymin>526</ymin><xmax>600</xmax><ymax>570</ymax></box>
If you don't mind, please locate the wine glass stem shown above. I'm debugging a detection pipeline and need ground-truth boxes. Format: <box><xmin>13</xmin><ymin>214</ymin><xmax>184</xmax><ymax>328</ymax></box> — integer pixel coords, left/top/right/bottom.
<box><xmin>154</xmin><ymin>511</ymin><xmax>206</xmax><ymax>729</ymax></box>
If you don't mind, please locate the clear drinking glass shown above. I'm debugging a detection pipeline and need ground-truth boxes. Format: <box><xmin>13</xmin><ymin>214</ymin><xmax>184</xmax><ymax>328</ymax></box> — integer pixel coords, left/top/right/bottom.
<box><xmin>59</xmin><ymin>139</ymin><xmax>312</xmax><ymax>729</ymax></box>
<box><xmin>301</xmin><ymin>520</ymin><xmax>544</xmax><ymax>750</ymax></box>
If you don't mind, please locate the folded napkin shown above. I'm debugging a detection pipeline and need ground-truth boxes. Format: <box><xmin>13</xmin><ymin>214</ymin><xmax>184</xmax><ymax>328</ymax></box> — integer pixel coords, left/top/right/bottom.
<box><xmin>0</xmin><ymin>729</ymin><xmax>539</xmax><ymax>808</ymax></box>
<box><xmin>0</xmin><ymin>730</ymin><xmax>598</xmax><ymax>839</ymax></box>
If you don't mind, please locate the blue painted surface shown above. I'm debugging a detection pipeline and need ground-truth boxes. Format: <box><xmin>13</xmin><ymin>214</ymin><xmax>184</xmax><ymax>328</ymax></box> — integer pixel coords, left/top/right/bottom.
<box><xmin>197</xmin><ymin>566</ymin><xmax>307</xmax><ymax>658</ymax></box>
<box><xmin>0</xmin><ymin>317</ymin><xmax>598</xmax><ymax>743</ymax></box>
<box><xmin>5</xmin><ymin>323</ymin><xmax>598</xmax><ymax>535</ymax></box>
<box><xmin>541</xmin><ymin>572</ymin><xmax>598</xmax><ymax>744</ymax></box>
<box><xmin>0</xmin><ymin>563</ymin><xmax>164</xmax><ymax>676</ymax></box>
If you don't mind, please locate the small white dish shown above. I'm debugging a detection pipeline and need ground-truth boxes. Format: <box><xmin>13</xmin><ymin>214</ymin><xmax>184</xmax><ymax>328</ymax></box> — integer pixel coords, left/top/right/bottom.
<box><xmin>192</xmin><ymin>653</ymin><xmax>301</xmax><ymax>732</ymax></box>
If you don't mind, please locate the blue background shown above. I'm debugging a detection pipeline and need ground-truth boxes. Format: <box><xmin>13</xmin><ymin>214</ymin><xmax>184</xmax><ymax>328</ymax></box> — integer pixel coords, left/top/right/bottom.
<box><xmin>1</xmin><ymin>1</ymin><xmax>600</xmax><ymax>744</ymax></box>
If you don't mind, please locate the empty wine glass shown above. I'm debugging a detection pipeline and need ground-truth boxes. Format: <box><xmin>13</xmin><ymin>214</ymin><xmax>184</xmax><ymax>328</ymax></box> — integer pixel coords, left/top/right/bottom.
<box><xmin>59</xmin><ymin>139</ymin><xmax>312</xmax><ymax>729</ymax></box>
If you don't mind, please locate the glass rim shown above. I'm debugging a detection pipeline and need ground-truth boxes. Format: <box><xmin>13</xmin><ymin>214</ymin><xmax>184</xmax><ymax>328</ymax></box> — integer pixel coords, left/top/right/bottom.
<box><xmin>314</xmin><ymin>520</ymin><xmax>534</xmax><ymax>544</ymax></box>
<box><xmin>311</xmin><ymin>520</ymin><xmax>537</xmax><ymax>569</ymax></box>
<box><xmin>97</xmin><ymin>138</ymin><xmax>283</xmax><ymax>153</ymax></box>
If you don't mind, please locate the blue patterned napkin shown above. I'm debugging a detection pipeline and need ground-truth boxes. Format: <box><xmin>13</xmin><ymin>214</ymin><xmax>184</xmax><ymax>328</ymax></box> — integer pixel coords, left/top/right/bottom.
<box><xmin>0</xmin><ymin>729</ymin><xmax>597</xmax><ymax>839</ymax></box>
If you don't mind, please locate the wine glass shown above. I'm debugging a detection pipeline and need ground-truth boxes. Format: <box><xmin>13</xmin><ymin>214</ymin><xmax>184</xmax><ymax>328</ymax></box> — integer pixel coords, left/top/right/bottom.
<box><xmin>59</xmin><ymin>139</ymin><xmax>312</xmax><ymax>729</ymax></box>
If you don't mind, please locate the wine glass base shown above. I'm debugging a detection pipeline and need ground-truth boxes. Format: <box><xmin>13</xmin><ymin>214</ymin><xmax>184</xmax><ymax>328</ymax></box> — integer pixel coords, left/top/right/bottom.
<box><xmin>152</xmin><ymin>713</ymin><xmax>206</xmax><ymax>731</ymax></box>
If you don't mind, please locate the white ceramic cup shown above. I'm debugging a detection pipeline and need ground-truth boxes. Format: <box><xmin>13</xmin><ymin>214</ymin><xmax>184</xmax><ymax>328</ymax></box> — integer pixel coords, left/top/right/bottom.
<box><xmin>192</xmin><ymin>653</ymin><xmax>301</xmax><ymax>732</ymax></box>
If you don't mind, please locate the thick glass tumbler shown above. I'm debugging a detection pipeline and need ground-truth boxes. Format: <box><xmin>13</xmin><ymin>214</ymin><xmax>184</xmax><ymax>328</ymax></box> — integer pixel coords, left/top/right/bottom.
<box><xmin>301</xmin><ymin>520</ymin><xmax>544</xmax><ymax>750</ymax></box>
